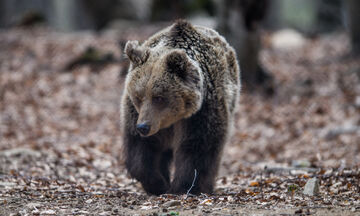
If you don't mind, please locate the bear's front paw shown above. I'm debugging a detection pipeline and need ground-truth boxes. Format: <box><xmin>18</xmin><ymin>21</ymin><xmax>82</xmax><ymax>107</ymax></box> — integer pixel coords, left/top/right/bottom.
<box><xmin>141</xmin><ymin>175</ymin><xmax>170</xmax><ymax>196</ymax></box>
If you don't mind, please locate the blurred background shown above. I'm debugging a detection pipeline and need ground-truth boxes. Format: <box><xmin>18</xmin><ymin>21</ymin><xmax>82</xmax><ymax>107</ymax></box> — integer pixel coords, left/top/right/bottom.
<box><xmin>1</xmin><ymin>0</ymin><xmax>360</xmax><ymax>169</ymax></box>
<box><xmin>0</xmin><ymin>1</ymin><xmax>360</xmax><ymax>213</ymax></box>
<box><xmin>0</xmin><ymin>0</ymin><xmax>360</xmax><ymax>199</ymax></box>
<box><xmin>0</xmin><ymin>0</ymin><xmax>359</xmax><ymax>90</ymax></box>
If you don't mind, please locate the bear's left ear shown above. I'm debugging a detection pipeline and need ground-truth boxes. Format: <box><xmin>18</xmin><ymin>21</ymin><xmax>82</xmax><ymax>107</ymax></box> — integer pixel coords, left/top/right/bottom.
<box><xmin>165</xmin><ymin>50</ymin><xmax>189</xmax><ymax>79</ymax></box>
<box><xmin>124</xmin><ymin>40</ymin><xmax>150</xmax><ymax>67</ymax></box>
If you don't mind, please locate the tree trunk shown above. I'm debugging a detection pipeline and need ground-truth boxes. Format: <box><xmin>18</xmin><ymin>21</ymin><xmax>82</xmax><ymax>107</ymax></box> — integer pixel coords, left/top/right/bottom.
<box><xmin>345</xmin><ymin>0</ymin><xmax>360</xmax><ymax>55</ymax></box>
<box><xmin>217</xmin><ymin>0</ymin><xmax>273</xmax><ymax>92</ymax></box>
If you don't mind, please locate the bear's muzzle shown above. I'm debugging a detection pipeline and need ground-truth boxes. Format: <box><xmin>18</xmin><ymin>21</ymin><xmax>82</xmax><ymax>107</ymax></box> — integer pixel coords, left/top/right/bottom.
<box><xmin>136</xmin><ymin>123</ymin><xmax>151</xmax><ymax>136</ymax></box>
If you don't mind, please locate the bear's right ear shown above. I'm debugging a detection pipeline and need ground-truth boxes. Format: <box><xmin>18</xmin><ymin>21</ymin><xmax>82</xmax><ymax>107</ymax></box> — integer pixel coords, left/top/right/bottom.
<box><xmin>165</xmin><ymin>50</ymin><xmax>189</xmax><ymax>80</ymax></box>
<box><xmin>124</xmin><ymin>40</ymin><xmax>150</xmax><ymax>67</ymax></box>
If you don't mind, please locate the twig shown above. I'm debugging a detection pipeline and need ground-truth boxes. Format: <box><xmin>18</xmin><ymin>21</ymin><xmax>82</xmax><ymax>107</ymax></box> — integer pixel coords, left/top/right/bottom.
<box><xmin>260</xmin><ymin>167</ymin><xmax>264</xmax><ymax>199</ymax></box>
<box><xmin>186</xmin><ymin>169</ymin><xmax>198</xmax><ymax>197</ymax></box>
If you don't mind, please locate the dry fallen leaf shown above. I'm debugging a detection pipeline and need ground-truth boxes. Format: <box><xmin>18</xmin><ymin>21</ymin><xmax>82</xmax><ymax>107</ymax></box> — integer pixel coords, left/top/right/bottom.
<box><xmin>250</xmin><ymin>181</ymin><xmax>260</xmax><ymax>187</ymax></box>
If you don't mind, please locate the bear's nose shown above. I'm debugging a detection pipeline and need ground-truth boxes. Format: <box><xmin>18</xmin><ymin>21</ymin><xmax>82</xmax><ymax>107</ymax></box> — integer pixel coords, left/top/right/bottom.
<box><xmin>136</xmin><ymin>123</ymin><xmax>151</xmax><ymax>136</ymax></box>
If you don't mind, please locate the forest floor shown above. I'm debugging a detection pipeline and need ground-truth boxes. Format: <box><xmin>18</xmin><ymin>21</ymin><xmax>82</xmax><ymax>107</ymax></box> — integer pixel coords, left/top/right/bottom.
<box><xmin>0</xmin><ymin>26</ymin><xmax>360</xmax><ymax>215</ymax></box>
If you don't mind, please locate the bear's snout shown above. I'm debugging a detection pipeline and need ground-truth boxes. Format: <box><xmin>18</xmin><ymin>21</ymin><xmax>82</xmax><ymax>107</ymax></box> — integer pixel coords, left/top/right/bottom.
<box><xmin>136</xmin><ymin>123</ymin><xmax>151</xmax><ymax>136</ymax></box>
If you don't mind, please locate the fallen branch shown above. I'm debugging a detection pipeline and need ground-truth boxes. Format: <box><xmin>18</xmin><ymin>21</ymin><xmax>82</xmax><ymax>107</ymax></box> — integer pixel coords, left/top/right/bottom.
<box><xmin>186</xmin><ymin>169</ymin><xmax>198</xmax><ymax>197</ymax></box>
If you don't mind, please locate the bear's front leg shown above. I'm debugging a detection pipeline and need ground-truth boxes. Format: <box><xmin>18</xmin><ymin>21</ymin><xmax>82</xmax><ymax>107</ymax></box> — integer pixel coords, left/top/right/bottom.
<box><xmin>169</xmin><ymin>138</ymin><xmax>224</xmax><ymax>195</ymax></box>
<box><xmin>168</xmin><ymin>111</ymin><xmax>227</xmax><ymax>195</ymax></box>
<box><xmin>122</xmin><ymin>97</ymin><xmax>170</xmax><ymax>195</ymax></box>
<box><xmin>124</xmin><ymin>134</ymin><xmax>170</xmax><ymax>195</ymax></box>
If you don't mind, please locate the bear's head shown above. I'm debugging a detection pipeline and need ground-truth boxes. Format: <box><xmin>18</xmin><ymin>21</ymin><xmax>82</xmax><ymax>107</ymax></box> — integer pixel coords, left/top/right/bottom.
<box><xmin>124</xmin><ymin>40</ymin><xmax>203</xmax><ymax>137</ymax></box>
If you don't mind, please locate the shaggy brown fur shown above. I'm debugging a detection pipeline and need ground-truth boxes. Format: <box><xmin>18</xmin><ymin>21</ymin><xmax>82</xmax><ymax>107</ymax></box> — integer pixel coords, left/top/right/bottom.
<box><xmin>121</xmin><ymin>20</ymin><xmax>240</xmax><ymax>195</ymax></box>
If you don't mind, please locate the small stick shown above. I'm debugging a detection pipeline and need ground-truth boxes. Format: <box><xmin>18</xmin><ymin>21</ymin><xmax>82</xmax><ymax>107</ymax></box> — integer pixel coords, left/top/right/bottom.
<box><xmin>186</xmin><ymin>169</ymin><xmax>198</xmax><ymax>197</ymax></box>
<box><xmin>260</xmin><ymin>168</ymin><xmax>264</xmax><ymax>199</ymax></box>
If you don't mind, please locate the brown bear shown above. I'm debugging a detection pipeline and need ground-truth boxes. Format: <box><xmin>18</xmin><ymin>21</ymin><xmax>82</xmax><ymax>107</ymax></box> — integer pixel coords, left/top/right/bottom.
<box><xmin>121</xmin><ymin>20</ymin><xmax>240</xmax><ymax>195</ymax></box>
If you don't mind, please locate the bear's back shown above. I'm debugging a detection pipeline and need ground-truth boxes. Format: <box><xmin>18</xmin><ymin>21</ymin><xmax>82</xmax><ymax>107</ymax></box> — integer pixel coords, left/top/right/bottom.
<box><xmin>143</xmin><ymin>22</ymin><xmax>233</xmax><ymax>61</ymax></box>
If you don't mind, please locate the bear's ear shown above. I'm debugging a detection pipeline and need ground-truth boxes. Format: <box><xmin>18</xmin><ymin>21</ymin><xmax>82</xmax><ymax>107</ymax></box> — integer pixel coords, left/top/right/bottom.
<box><xmin>124</xmin><ymin>40</ymin><xmax>150</xmax><ymax>66</ymax></box>
<box><xmin>165</xmin><ymin>50</ymin><xmax>189</xmax><ymax>79</ymax></box>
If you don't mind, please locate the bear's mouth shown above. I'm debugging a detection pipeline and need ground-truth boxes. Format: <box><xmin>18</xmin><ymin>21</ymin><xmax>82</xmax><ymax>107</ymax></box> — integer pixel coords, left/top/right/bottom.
<box><xmin>138</xmin><ymin>129</ymin><xmax>159</xmax><ymax>137</ymax></box>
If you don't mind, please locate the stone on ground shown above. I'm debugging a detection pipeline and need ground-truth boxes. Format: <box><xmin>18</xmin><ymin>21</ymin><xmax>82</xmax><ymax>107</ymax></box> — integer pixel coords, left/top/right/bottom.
<box><xmin>303</xmin><ymin>177</ymin><xmax>320</xmax><ymax>196</ymax></box>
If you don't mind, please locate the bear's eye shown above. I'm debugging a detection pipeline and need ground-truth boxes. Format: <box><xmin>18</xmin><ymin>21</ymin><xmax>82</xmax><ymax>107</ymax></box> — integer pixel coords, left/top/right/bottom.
<box><xmin>133</xmin><ymin>95</ymin><xmax>142</xmax><ymax>106</ymax></box>
<box><xmin>152</xmin><ymin>96</ymin><xmax>167</xmax><ymax>107</ymax></box>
